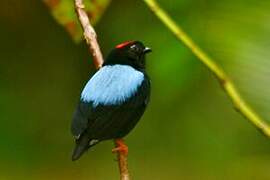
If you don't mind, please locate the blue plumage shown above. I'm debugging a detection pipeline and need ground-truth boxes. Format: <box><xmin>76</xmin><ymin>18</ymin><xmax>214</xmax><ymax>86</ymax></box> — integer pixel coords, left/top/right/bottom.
<box><xmin>71</xmin><ymin>41</ymin><xmax>151</xmax><ymax>161</ymax></box>
<box><xmin>81</xmin><ymin>65</ymin><xmax>144</xmax><ymax>107</ymax></box>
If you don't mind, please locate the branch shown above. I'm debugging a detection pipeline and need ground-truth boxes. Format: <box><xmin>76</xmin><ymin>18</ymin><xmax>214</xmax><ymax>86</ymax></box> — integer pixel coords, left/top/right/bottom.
<box><xmin>114</xmin><ymin>140</ymin><xmax>130</xmax><ymax>180</ymax></box>
<box><xmin>143</xmin><ymin>0</ymin><xmax>270</xmax><ymax>137</ymax></box>
<box><xmin>116</xmin><ymin>153</ymin><xmax>130</xmax><ymax>180</ymax></box>
<box><xmin>75</xmin><ymin>0</ymin><xmax>103</xmax><ymax>69</ymax></box>
<box><xmin>74</xmin><ymin>0</ymin><xmax>130</xmax><ymax>179</ymax></box>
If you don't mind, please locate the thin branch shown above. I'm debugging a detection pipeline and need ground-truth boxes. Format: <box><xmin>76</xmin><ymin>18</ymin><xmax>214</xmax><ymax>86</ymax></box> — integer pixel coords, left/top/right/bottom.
<box><xmin>143</xmin><ymin>0</ymin><xmax>270</xmax><ymax>137</ymax></box>
<box><xmin>116</xmin><ymin>153</ymin><xmax>130</xmax><ymax>180</ymax></box>
<box><xmin>74</xmin><ymin>0</ymin><xmax>130</xmax><ymax>179</ymax></box>
<box><xmin>75</xmin><ymin>0</ymin><xmax>103</xmax><ymax>69</ymax></box>
<box><xmin>114</xmin><ymin>140</ymin><xmax>130</xmax><ymax>180</ymax></box>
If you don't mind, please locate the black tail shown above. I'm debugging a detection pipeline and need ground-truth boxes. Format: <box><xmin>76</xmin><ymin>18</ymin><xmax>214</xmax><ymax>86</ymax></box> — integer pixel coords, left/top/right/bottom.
<box><xmin>72</xmin><ymin>135</ymin><xmax>90</xmax><ymax>161</ymax></box>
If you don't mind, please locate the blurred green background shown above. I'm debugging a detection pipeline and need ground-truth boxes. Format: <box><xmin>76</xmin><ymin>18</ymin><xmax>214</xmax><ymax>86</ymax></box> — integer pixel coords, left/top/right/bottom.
<box><xmin>1</xmin><ymin>0</ymin><xmax>270</xmax><ymax>179</ymax></box>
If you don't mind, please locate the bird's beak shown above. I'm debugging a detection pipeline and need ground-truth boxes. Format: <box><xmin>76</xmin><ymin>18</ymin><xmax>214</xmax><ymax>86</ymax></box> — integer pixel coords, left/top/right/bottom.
<box><xmin>143</xmin><ymin>47</ymin><xmax>152</xmax><ymax>54</ymax></box>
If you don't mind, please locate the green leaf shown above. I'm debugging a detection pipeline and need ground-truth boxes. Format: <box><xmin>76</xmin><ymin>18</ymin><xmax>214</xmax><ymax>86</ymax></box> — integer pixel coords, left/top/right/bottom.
<box><xmin>43</xmin><ymin>0</ymin><xmax>111</xmax><ymax>42</ymax></box>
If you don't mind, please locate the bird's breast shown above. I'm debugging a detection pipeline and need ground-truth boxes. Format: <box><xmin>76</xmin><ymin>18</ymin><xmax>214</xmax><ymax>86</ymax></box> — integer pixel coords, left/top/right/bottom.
<box><xmin>81</xmin><ymin>65</ymin><xmax>144</xmax><ymax>107</ymax></box>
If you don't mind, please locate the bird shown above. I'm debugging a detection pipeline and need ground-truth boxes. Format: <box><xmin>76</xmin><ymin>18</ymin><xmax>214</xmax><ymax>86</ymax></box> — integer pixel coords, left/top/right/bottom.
<box><xmin>71</xmin><ymin>41</ymin><xmax>152</xmax><ymax>161</ymax></box>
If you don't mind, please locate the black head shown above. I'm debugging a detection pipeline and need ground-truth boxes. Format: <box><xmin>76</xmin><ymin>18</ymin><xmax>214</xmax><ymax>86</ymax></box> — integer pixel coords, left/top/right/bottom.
<box><xmin>103</xmin><ymin>41</ymin><xmax>152</xmax><ymax>70</ymax></box>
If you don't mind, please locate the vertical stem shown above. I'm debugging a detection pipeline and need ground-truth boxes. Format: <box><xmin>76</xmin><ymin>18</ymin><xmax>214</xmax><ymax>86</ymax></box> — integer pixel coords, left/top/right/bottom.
<box><xmin>115</xmin><ymin>140</ymin><xmax>130</xmax><ymax>180</ymax></box>
<box><xmin>74</xmin><ymin>0</ymin><xmax>130</xmax><ymax>179</ymax></box>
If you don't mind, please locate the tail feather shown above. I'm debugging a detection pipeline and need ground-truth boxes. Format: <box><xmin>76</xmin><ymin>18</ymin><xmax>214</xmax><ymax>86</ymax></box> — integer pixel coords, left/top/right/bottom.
<box><xmin>72</xmin><ymin>135</ymin><xmax>90</xmax><ymax>161</ymax></box>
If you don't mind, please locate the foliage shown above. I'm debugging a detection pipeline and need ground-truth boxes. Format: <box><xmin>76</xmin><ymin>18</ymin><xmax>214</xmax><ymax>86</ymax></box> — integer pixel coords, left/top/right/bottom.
<box><xmin>43</xmin><ymin>0</ymin><xmax>111</xmax><ymax>42</ymax></box>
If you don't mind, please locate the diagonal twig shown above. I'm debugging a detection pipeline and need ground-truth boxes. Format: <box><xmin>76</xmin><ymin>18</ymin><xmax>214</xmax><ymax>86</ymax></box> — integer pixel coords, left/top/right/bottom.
<box><xmin>75</xmin><ymin>0</ymin><xmax>103</xmax><ymax>69</ymax></box>
<box><xmin>143</xmin><ymin>0</ymin><xmax>270</xmax><ymax>137</ymax></box>
<box><xmin>74</xmin><ymin>0</ymin><xmax>130</xmax><ymax>179</ymax></box>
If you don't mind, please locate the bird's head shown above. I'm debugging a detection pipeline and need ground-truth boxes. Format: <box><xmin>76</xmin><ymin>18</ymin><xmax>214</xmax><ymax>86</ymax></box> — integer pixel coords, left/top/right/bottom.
<box><xmin>104</xmin><ymin>41</ymin><xmax>152</xmax><ymax>70</ymax></box>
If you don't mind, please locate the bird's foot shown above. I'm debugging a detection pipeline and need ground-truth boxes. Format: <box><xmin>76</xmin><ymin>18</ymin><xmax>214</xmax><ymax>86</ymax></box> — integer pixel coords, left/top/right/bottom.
<box><xmin>112</xmin><ymin>138</ymin><xmax>128</xmax><ymax>156</ymax></box>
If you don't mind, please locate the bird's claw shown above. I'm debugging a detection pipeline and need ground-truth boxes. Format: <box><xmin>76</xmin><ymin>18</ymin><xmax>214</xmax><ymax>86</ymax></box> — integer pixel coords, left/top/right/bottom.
<box><xmin>112</xmin><ymin>139</ymin><xmax>128</xmax><ymax>156</ymax></box>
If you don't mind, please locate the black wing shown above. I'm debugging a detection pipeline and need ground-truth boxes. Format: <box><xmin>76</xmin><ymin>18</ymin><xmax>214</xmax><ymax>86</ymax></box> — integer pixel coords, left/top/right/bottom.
<box><xmin>71</xmin><ymin>76</ymin><xmax>150</xmax><ymax>140</ymax></box>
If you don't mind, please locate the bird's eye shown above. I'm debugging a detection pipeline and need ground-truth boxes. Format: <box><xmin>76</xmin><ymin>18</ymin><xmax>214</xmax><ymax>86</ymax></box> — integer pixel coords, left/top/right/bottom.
<box><xmin>130</xmin><ymin>45</ymin><xmax>139</xmax><ymax>52</ymax></box>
